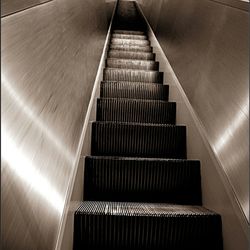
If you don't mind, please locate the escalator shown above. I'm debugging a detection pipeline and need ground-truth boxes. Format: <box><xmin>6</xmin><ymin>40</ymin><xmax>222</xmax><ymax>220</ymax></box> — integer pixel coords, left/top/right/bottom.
<box><xmin>73</xmin><ymin>1</ymin><xmax>223</xmax><ymax>249</ymax></box>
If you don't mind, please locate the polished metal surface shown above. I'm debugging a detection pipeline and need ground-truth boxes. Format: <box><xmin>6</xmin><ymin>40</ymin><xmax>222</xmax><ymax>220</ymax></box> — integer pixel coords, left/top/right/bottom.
<box><xmin>1</xmin><ymin>0</ymin><xmax>51</xmax><ymax>17</ymax></box>
<box><xmin>1</xmin><ymin>0</ymin><xmax>111</xmax><ymax>249</ymax></box>
<box><xmin>139</xmin><ymin>0</ymin><xmax>249</xmax><ymax>223</ymax></box>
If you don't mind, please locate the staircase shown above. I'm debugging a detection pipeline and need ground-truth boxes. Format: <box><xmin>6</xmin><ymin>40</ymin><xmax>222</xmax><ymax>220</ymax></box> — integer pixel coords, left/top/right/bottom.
<box><xmin>73</xmin><ymin>1</ymin><xmax>223</xmax><ymax>249</ymax></box>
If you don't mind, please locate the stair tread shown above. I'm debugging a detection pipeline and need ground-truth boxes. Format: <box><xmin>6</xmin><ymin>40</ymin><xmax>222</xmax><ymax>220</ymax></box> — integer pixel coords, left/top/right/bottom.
<box><xmin>98</xmin><ymin>97</ymin><xmax>172</xmax><ymax>104</ymax></box>
<box><xmin>93</xmin><ymin>120</ymin><xmax>182</xmax><ymax>127</ymax></box>
<box><xmin>101</xmin><ymin>80</ymin><xmax>166</xmax><ymax>86</ymax></box>
<box><xmin>86</xmin><ymin>155</ymin><xmax>198</xmax><ymax>162</ymax></box>
<box><xmin>76</xmin><ymin>201</ymin><xmax>218</xmax><ymax>217</ymax></box>
<box><xmin>74</xmin><ymin>202</ymin><xmax>222</xmax><ymax>250</ymax></box>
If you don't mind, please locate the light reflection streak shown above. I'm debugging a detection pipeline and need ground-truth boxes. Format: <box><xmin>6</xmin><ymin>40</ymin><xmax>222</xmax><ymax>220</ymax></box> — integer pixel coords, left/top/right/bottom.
<box><xmin>1</xmin><ymin>74</ymin><xmax>74</xmax><ymax>163</ymax></box>
<box><xmin>1</xmin><ymin>73</ymin><xmax>77</xmax><ymax>214</ymax></box>
<box><xmin>2</xmin><ymin>124</ymin><xmax>64</xmax><ymax>214</ymax></box>
<box><xmin>214</xmin><ymin>99</ymin><xmax>249</xmax><ymax>153</ymax></box>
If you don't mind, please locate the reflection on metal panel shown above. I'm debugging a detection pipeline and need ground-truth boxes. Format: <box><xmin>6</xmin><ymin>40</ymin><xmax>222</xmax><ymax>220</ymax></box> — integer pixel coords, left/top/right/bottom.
<box><xmin>139</xmin><ymin>0</ymin><xmax>249</xmax><ymax>223</ymax></box>
<box><xmin>1</xmin><ymin>0</ymin><xmax>110</xmax><ymax>249</ymax></box>
<box><xmin>1</xmin><ymin>0</ymin><xmax>51</xmax><ymax>17</ymax></box>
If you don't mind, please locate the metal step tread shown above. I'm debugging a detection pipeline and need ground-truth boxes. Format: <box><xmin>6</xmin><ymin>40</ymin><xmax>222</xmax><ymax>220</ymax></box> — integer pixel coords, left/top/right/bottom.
<box><xmin>74</xmin><ymin>202</ymin><xmax>222</xmax><ymax>249</ymax></box>
<box><xmin>96</xmin><ymin>98</ymin><xmax>176</xmax><ymax>124</ymax></box>
<box><xmin>86</xmin><ymin>155</ymin><xmax>199</xmax><ymax>162</ymax></box>
<box><xmin>100</xmin><ymin>81</ymin><xmax>169</xmax><ymax>100</ymax></box>
<box><xmin>84</xmin><ymin>156</ymin><xmax>201</xmax><ymax>204</ymax></box>
<box><xmin>76</xmin><ymin>201</ymin><xmax>219</xmax><ymax>217</ymax></box>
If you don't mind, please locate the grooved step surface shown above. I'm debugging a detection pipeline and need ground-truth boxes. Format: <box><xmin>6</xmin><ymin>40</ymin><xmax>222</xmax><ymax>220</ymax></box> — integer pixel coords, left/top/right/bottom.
<box><xmin>106</xmin><ymin>58</ymin><xmax>159</xmax><ymax>70</ymax></box>
<box><xmin>112</xmin><ymin>33</ymin><xmax>147</xmax><ymax>40</ymax></box>
<box><xmin>96</xmin><ymin>98</ymin><xmax>176</xmax><ymax>124</ymax></box>
<box><xmin>110</xmin><ymin>44</ymin><xmax>153</xmax><ymax>52</ymax></box>
<box><xmin>91</xmin><ymin>122</ymin><xmax>186</xmax><ymax>159</ymax></box>
<box><xmin>104</xmin><ymin>68</ymin><xmax>163</xmax><ymax>83</ymax></box>
<box><xmin>100</xmin><ymin>81</ymin><xmax>169</xmax><ymax>100</ymax></box>
<box><xmin>111</xmin><ymin>38</ymin><xmax>150</xmax><ymax>46</ymax></box>
<box><xmin>113</xmin><ymin>29</ymin><xmax>145</xmax><ymax>35</ymax></box>
<box><xmin>84</xmin><ymin>156</ymin><xmax>202</xmax><ymax>204</ymax></box>
<box><xmin>108</xmin><ymin>50</ymin><xmax>155</xmax><ymax>60</ymax></box>
<box><xmin>74</xmin><ymin>201</ymin><xmax>223</xmax><ymax>250</ymax></box>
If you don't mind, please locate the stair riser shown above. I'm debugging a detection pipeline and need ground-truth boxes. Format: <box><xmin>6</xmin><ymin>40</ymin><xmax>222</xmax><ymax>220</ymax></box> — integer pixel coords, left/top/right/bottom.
<box><xmin>103</xmin><ymin>69</ymin><xmax>163</xmax><ymax>83</ymax></box>
<box><xmin>96</xmin><ymin>99</ymin><xmax>176</xmax><ymax>124</ymax></box>
<box><xmin>74</xmin><ymin>212</ymin><xmax>222</xmax><ymax>250</ymax></box>
<box><xmin>91</xmin><ymin>122</ymin><xmax>187</xmax><ymax>159</ymax></box>
<box><xmin>84</xmin><ymin>157</ymin><xmax>202</xmax><ymax>204</ymax></box>
<box><xmin>108</xmin><ymin>50</ymin><xmax>155</xmax><ymax>60</ymax></box>
<box><xmin>110</xmin><ymin>44</ymin><xmax>153</xmax><ymax>52</ymax></box>
<box><xmin>106</xmin><ymin>59</ymin><xmax>159</xmax><ymax>70</ymax></box>
<box><xmin>100</xmin><ymin>82</ymin><xmax>169</xmax><ymax>100</ymax></box>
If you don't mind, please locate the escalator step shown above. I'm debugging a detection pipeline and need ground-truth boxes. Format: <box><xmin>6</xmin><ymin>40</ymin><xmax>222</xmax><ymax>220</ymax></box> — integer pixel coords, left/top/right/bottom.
<box><xmin>113</xmin><ymin>29</ymin><xmax>145</xmax><ymax>35</ymax></box>
<box><xmin>110</xmin><ymin>44</ymin><xmax>153</xmax><ymax>52</ymax></box>
<box><xmin>106</xmin><ymin>58</ymin><xmax>159</xmax><ymax>70</ymax></box>
<box><xmin>112</xmin><ymin>33</ymin><xmax>147</xmax><ymax>40</ymax></box>
<box><xmin>111</xmin><ymin>38</ymin><xmax>150</xmax><ymax>46</ymax></box>
<box><xmin>100</xmin><ymin>81</ymin><xmax>169</xmax><ymax>100</ymax></box>
<box><xmin>108</xmin><ymin>50</ymin><xmax>155</xmax><ymax>60</ymax></box>
<box><xmin>91</xmin><ymin>122</ymin><xmax>186</xmax><ymax>159</ymax></box>
<box><xmin>96</xmin><ymin>98</ymin><xmax>176</xmax><ymax>124</ymax></box>
<box><xmin>104</xmin><ymin>68</ymin><xmax>163</xmax><ymax>83</ymax></box>
<box><xmin>74</xmin><ymin>201</ymin><xmax>223</xmax><ymax>250</ymax></box>
<box><xmin>84</xmin><ymin>156</ymin><xmax>202</xmax><ymax>205</ymax></box>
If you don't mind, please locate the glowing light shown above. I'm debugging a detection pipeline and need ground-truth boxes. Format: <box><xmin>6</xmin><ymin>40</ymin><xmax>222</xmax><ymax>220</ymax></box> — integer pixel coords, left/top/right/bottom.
<box><xmin>214</xmin><ymin>99</ymin><xmax>249</xmax><ymax>153</ymax></box>
<box><xmin>2</xmin><ymin>124</ymin><xmax>64</xmax><ymax>214</ymax></box>
<box><xmin>2</xmin><ymin>74</ymin><xmax>74</xmax><ymax>163</ymax></box>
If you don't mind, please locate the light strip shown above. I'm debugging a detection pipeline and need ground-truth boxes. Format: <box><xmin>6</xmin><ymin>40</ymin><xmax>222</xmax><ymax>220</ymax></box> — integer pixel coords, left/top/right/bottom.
<box><xmin>2</xmin><ymin>124</ymin><xmax>64</xmax><ymax>214</ymax></box>
<box><xmin>2</xmin><ymin>74</ymin><xmax>74</xmax><ymax>164</ymax></box>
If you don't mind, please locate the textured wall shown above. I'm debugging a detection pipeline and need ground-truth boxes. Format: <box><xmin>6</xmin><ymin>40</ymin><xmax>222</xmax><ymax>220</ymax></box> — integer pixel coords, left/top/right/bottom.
<box><xmin>138</xmin><ymin>0</ymin><xmax>249</xmax><ymax>224</ymax></box>
<box><xmin>1</xmin><ymin>0</ymin><xmax>113</xmax><ymax>249</ymax></box>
